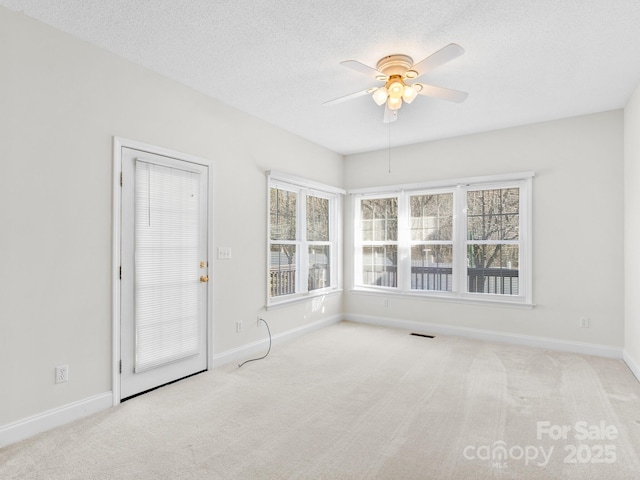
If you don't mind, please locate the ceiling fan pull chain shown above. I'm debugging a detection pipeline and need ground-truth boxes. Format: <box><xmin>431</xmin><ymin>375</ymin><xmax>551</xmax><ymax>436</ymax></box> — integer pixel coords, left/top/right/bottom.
<box><xmin>388</xmin><ymin>121</ymin><xmax>392</xmax><ymax>174</ymax></box>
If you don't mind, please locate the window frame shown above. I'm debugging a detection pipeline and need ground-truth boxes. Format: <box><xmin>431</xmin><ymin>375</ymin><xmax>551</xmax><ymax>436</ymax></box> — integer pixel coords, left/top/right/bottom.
<box><xmin>358</xmin><ymin>194</ymin><xmax>400</xmax><ymax>289</ymax></box>
<box><xmin>351</xmin><ymin>172</ymin><xmax>533</xmax><ymax>307</ymax></box>
<box><xmin>267</xmin><ymin>171</ymin><xmax>344</xmax><ymax>308</ymax></box>
<box><xmin>407</xmin><ymin>189</ymin><xmax>456</xmax><ymax>293</ymax></box>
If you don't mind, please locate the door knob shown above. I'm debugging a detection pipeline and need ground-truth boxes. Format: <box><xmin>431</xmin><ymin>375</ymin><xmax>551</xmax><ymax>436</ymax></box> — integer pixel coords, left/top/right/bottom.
<box><xmin>200</xmin><ymin>275</ymin><xmax>209</xmax><ymax>283</ymax></box>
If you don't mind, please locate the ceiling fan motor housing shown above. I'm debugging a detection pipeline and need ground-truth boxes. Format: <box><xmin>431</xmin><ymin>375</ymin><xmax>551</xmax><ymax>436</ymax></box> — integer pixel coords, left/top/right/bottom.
<box><xmin>376</xmin><ymin>54</ymin><xmax>414</xmax><ymax>76</ymax></box>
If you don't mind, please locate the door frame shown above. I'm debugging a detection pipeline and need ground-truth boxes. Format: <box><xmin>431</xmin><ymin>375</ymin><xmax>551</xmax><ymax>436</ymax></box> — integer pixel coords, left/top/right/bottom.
<box><xmin>112</xmin><ymin>136</ymin><xmax>215</xmax><ymax>406</ymax></box>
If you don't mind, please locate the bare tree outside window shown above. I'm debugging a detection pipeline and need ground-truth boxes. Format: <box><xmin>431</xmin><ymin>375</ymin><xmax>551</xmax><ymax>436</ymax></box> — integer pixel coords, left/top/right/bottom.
<box><xmin>410</xmin><ymin>193</ymin><xmax>454</xmax><ymax>291</ymax></box>
<box><xmin>353</xmin><ymin>176</ymin><xmax>530</xmax><ymax>303</ymax></box>
<box><xmin>467</xmin><ymin>188</ymin><xmax>520</xmax><ymax>295</ymax></box>
<box><xmin>269</xmin><ymin>184</ymin><xmax>338</xmax><ymax>300</ymax></box>
<box><xmin>361</xmin><ymin>198</ymin><xmax>398</xmax><ymax>287</ymax></box>
<box><xmin>307</xmin><ymin>195</ymin><xmax>330</xmax><ymax>290</ymax></box>
<box><xmin>270</xmin><ymin>188</ymin><xmax>296</xmax><ymax>240</ymax></box>
<box><xmin>270</xmin><ymin>187</ymin><xmax>297</xmax><ymax>297</ymax></box>
<box><xmin>307</xmin><ymin>196</ymin><xmax>329</xmax><ymax>241</ymax></box>
<box><xmin>361</xmin><ymin>198</ymin><xmax>398</xmax><ymax>242</ymax></box>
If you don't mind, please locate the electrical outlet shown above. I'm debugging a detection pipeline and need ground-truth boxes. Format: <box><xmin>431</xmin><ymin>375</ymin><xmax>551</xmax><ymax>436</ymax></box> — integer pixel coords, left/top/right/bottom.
<box><xmin>579</xmin><ymin>317</ymin><xmax>590</xmax><ymax>328</ymax></box>
<box><xmin>55</xmin><ymin>365</ymin><xmax>68</xmax><ymax>384</ymax></box>
<box><xmin>383</xmin><ymin>299</ymin><xmax>389</xmax><ymax>308</ymax></box>
<box><xmin>236</xmin><ymin>320</ymin><xmax>242</xmax><ymax>333</ymax></box>
<box><xmin>257</xmin><ymin>316</ymin><xmax>262</xmax><ymax>327</ymax></box>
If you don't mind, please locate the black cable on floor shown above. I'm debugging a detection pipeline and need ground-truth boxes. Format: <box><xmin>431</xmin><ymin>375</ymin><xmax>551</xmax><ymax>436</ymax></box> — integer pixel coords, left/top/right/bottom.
<box><xmin>238</xmin><ymin>318</ymin><xmax>271</xmax><ymax>368</ymax></box>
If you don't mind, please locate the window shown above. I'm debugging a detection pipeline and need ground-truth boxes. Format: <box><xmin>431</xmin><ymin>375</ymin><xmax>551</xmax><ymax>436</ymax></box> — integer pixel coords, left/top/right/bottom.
<box><xmin>270</xmin><ymin>187</ymin><xmax>297</xmax><ymax>297</ymax></box>
<box><xmin>353</xmin><ymin>173</ymin><xmax>533</xmax><ymax>305</ymax></box>
<box><xmin>410</xmin><ymin>192</ymin><xmax>454</xmax><ymax>292</ymax></box>
<box><xmin>361</xmin><ymin>197</ymin><xmax>398</xmax><ymax>287</ymax></box>
<box><xmin>268</xmin><ymin>171</ymin><xmax>343</xmax><ymax>306</ymax></box>
<box><xmin>466</xmin><ymin>187</ymin><xmax>520</xmax><ymax>295</ymax></box>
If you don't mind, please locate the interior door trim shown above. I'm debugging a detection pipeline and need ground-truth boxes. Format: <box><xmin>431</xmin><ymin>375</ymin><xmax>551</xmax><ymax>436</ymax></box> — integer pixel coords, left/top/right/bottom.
<box><xmin>112</xmin><ymin>136</ymin><xmax>215</xmax><ymax>406</ymax></box>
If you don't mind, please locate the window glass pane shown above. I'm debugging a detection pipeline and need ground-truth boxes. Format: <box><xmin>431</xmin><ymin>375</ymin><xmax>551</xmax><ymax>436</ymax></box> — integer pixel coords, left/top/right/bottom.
<box><xmin>410</xmin><ymin>193</ymin><xmax>453</xmax><ymax>241</ymax></box>
<box><xmin>467</xmin><ymin>188</ymin><xmax>519</xmax><ymax>241</ymax></box>
<box><xmin>467</xmin><ymin>244</ymin><xmax>519</xmax><ymax>295</ymax></box>
<box><xmin>270</xmin><ymin>244</ymin><xmax>296</xmax><ymax>297</ymax></box>
<box><xmin>361</xmin><ymin>245</ymin><xmax>397</xmax><ymax>287</ymax></box>
<box><xmin>410</xmin><ymin>245</ymin><xmax>453</xmax><ymax>291</ymax></box>
<box><xmin>307</xmin><ymin>195</ymin><xmax>329</xmax><ymax>241</ymax></box>
<box><xmin>270</xmin><ymin>187</ymin><xmax>296</xmax><ymax>240</ymax></box>
<box><xmin>308</xmin><ymin>245</ymin><xmax>330</xmax><ymax>291</ymax></box>
<box><xmin>361</xmin><ymin>198</ymin><xmax>398</xmax><ymax>241</ymax></box>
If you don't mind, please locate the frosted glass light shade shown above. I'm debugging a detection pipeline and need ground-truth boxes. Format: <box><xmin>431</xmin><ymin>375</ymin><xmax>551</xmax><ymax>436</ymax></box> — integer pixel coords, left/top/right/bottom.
<box><xmin>402</xmin><ymin>85</ymin><xmax>418</xmax><ymax>104</ymax></box>
<box><xmin>372</xmin><ymin>87</ymin><xmax>389</xmax><ymax>105</ymax></box>
<box><xmin>388</xmin><ymin>81</ymin><xmax>404</xmax><ymax>99</ymax></box>
<box><xmin>387</xmin><ymin>96</ymin><xmax>402</xmax><ymax>110</ymax></box>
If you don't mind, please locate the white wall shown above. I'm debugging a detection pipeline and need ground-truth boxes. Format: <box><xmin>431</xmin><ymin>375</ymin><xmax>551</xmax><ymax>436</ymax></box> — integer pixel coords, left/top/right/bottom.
<box><xmin>0</xmin><ymin>7</ymin><xmax>343</xmax><ymax>428</ymax></box>
<box><xmin>624</xmin><ymin>83</ymin><xmax>640</xmax><ymax>377</ymax></box>
<box><xmin>344</xmin><ymin>111</ymin><xmax>625</xmax><ymax>348</ymax></box>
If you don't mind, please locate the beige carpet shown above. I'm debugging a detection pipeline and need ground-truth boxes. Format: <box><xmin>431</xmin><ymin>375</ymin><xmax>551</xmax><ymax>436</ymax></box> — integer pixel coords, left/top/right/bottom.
<box><xmin>2</xmin><ymin>321</ymin><xmax>640</xmax><ymax>479</ymax></box>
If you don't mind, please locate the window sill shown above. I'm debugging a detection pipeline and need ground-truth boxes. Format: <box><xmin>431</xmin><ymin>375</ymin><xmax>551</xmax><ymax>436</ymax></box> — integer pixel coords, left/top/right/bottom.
<box><xmin>266</xmin><ymin>288</ymin><xmax>343</xmax><ymax>310</ymax></box>
<box><xmin>349</xmin><ymin>287</ymin><xmax>534</xmax><ymax>309</ymax></box>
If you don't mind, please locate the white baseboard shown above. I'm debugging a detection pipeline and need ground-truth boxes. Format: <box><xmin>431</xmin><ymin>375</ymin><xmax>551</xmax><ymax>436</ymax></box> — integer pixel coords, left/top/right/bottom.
<box><xmin>2</xmin><ymin>314</ymin><xmax>627</xmax><ymax>449</ymax></box>
<box><xmin>623</xmin><ymin>350</ymin><xmax>640</xmax><ymax>383</ymax></box>
<box><xmin>0</xmin><ymin>392</ymin><xmax>112</xmax><ymax>448</ymax></box>
<box><xmin>1</xmin><ymin>316</ymin><xmax>341</xmax><ymax>447</ymax></box>
<box><xmin>346</xmin><ymin>313</ymin><xmax>623</xmax><ymax>359</ymax></box>
<box><xmin>213</xmin><ymin>314</ymin><xmax>342</xmax><ymax>367</ymax></box>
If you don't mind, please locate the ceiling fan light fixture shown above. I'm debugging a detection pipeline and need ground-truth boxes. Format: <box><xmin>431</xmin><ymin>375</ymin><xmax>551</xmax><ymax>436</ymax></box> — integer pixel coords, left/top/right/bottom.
<box><xmin>328</xmin><ymin>44</ymin><xmax>467</xmax><ymax>123</ymax></box>
<box><xmin>372</xmin><ymin>87</ymin><xmax>389</xmax><ymax>105</ymax></box>
<box><xmin>402</xmin><ymin>85</ymin><xmax>418</xmax><ymax>104</ymax></box>
<box><xmin>387</xmin><ymin>96</ymin><xmax>402</xmax><ymax>110</ymax></box>
<box><xmin>388</xmin><ymin>81</ymin><xmax>404</xmax><ymax>99</ymax></box>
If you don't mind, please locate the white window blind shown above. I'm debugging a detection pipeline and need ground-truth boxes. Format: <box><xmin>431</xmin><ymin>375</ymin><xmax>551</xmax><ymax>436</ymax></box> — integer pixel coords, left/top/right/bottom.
<box><xmin>134</xmin><ymin>160</ymin><xmax>201</xmax><ymax>372</ymax></box>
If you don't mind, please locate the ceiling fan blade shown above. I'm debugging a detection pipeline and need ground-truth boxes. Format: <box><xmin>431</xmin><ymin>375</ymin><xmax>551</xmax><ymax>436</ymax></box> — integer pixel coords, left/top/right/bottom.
<box><xmin>323</xmin><ymin>88</ymin><xmax>375</xmax><ymax>106</ymax></box>
<box><xmin>340</xmin><ymin>60</ymin><xmax>384</xmax><ymax>79</ymax></box>
<box><xmin>383</xmin><ymin>104</ymin><xmax>398</xmax><ymax>123</ymax></box>
<box><xmin>409</xmin><ymin>43</ymin><xmax>465</xmax><ymax>79</ymax></box>
<box><xmin>415</xmin><ymin>83</ymin><xmax>468</xmax><ymax>103</ymax></box>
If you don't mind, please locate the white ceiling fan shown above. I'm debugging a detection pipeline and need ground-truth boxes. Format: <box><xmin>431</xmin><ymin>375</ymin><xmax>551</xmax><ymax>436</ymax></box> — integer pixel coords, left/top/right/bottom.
<box><xmin>324</xmin><ymin>43</ymin><xmax>468</xmax><ymax>123</ymax></box>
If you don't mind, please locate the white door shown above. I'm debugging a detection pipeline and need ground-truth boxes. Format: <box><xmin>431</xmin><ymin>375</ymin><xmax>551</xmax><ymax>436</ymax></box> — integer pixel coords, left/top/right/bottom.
<box><xmin>120</xmin><ymin>147</ymin><xmax>209</xmax><ymax>399</ymax></box>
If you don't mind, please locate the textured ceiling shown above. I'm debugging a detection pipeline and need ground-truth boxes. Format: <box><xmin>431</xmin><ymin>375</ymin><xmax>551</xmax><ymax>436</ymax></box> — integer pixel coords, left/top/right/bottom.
<box><xmin>3</xmin><ymin>0</ymin><xmax>640</xmax><ymax>155</ymax></box>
